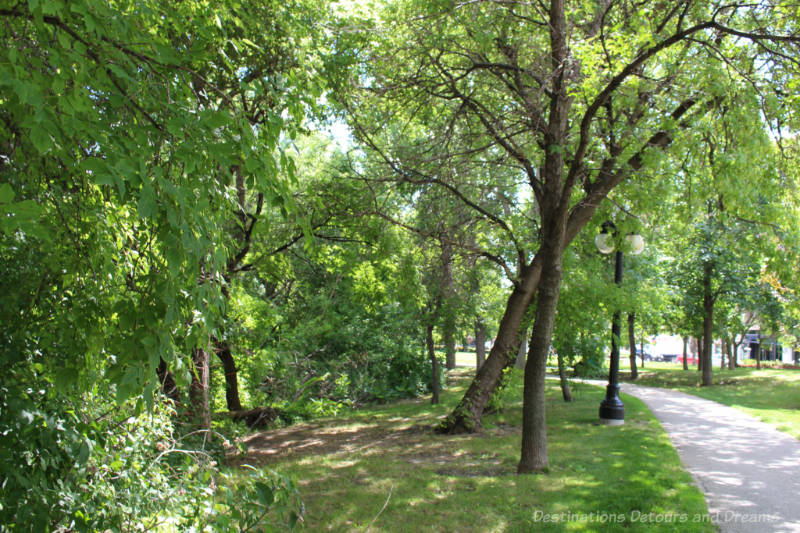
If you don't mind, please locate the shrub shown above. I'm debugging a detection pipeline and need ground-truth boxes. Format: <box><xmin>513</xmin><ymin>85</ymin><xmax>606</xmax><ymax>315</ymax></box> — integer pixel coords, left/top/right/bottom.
<box><xmin>0</xmin><ymin>377</ymin><xmax>302</xmax><ymax>532</ymax></box>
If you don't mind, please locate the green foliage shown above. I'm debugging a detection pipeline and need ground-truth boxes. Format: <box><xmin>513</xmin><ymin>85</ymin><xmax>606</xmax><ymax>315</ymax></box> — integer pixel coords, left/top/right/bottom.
<box><xmin>553</xmin><ymin>243</ymin><xmax>617</xmax><ymax>376</ymax></box>
<box><xmin>0</xmin><ymin>380</ymin><xmax>302</xmax><ymax>531</ymax></box>
<box><xmin>222</xmin><ymin>155</ymin><xmax>435</xmax><ymax>415</ymax></box>
<box><xmin>0</xmin><ymin>0</ymin><xmax>323</xmax><ymax>526</ymax></box>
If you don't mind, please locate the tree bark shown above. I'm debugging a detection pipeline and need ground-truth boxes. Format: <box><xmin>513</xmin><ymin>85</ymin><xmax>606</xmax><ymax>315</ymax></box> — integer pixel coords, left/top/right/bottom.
<box><xmin>518</xmin><ymin>235</ymin><xmax>564</xmax><ymax>473</ymax></box>
<box><xmin>628</xmin><ymin>313</ymin><xmax>638</xmax><ymax>379</ymax></box>
<box><xmin>444</xmin><ymin>326</ymin><xmax>456</xmax><ymax>370</ymax></box>
<box><xmin>701</xmin><ymin>261</ymin><xmax>714</xmax><ymax>386</ymax></box>
<box><xmin>682</xmin><ymin>336</ymin><xmax>689</xmax><ymax>370</ymax></box>
<box><xmin>730</xmin><ymin>335</ymin><xmax>737</xmax><ymax>369</ymax></box>
<box><xmin>557</xmin><ymin>351</ymin><xmax>573</xmax><ymax>402</ymax></box>
<box><xmin>697</xmin><ymin>336</ymin><xmax>703</xmax><ymax>371</ymax></box>
<box><xmin>515</xmin><ymin>326</ymin><xmax>528</xmax><ymax>370</ymax></box>
<box><xmin>756</xmin><ymin>343</ymin><xmax>762</xmax><ymax>369</ymax></box>
<box><xmin>475</xmin><ymin>319</ymin><xmax>486</xmax><ymax>370</ymax></box>
<box><xmin>427</xmin><ymin>324</ymin><xmax>440</xmax><ymax>404</ymax></box>
<box><xmin>214</xmin><ymin>339</ymin><xmax>243</xmax><ymax>411</ymax></box>
<box><xmin>721</xmin><ymin>338</ymin><xmax>727</xmax><ymax>370</ymax></box>
<box><xmin>189</xmin><ymin>347</ymin><xmax>211</xmax><ymax>431</ymax></box>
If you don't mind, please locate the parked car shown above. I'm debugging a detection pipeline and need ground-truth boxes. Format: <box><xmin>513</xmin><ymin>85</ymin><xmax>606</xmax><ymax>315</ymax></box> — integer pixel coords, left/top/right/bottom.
<box><xmin>635</xmin><ymin>348</ymin><xmax>653</xmax><ymax>361</ymax></box>
<box><xmin>660</xmin><ymin>354</ymin><xmax>679</xmax><ymax>363</ymax></box>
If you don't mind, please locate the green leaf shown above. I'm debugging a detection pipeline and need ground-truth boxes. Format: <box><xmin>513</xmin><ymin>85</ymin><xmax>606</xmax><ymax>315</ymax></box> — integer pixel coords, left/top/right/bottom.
<box><xmin>81</xmin><ymin>158</ymin><xmax>114</xmax><ymax>186</ymax></box>
<box><xmin>0</xmin><ymin>183</ymin><xmax>14</xmax><ymax>204</ymax></box>
<box><xmin>76</xmin><ymin>441</ymin><xmax>90</xmax><ymax>466</ymax></box>
<box><xmin>254</xmin><ymin>481</ymin><xmax>275</xmax><ymax>506</ymax></box>
<box><xmin>137</xmin><ymin>183</ymin><xmax>158</xmax><ymax>219</ymax></box>
<box><xmin>14</xmin><ymin>80</ymin><xmax>44</xmax><ymax>108</ymax></box>
<box><xmin>10</xmin><ymin>200</ymin><xmax>43</xmax><ymax>222</ymax></box>
<box><xmin>30</xmin><ymin>127</ymin><xmax>52</xmax><ymax>154</ymax></box>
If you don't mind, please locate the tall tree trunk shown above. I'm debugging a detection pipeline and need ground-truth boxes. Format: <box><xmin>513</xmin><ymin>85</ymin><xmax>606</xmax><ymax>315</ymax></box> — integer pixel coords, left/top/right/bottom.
<box><xmin>518</xmin><ymin>236</ymin><xmax>564</xmax><ymax>473</ymax></box>
<box><xmin>426</xmin><ymin>324</ymin><xmax>440</xmax><ymax>405</ymax></box>
<box><xmin>640</xmin><ymin>337</ymin><xmax>645</xmax><ymax>369</ymax></box>
<box><xmin>441</xmin><ymin>242</ymin><xmax>457</xmax><ymax>370</ymax></box>
<box><xmin>756</xmin><ymin>343</ymin><xmax>762</xmax><ymax>369</ymax></box>
<box><xmin>628</xmin><ymin>313</ymin><xmax>638</xmax><ymax>379</ymax></box>
<box><xmin>701</xmin><ymin>262</ymin><xmax>714</xmax><ymax>386</ymax></box>
<box><xmin>730</xmin><ymin>336</ymin><xmax>737</xmax><ymax>369</ymax></box>
<box><xmin>157</xmin><ymin>358</ymin><xmax>180</xmax><ymax>403</ymax></box>
<box><xmin>557</xmin><ymin>351</ymin><xmax>573</xmax><ymax>402</ymax></box>
<box><xmin>214</xmin><ymin>339</ymin><xmax>243</xmax><ymax>411</ymax></box>
<box><xmin>475</xmin><ymin>319</ymin><xmax>486</xmax><ymax>370</ymax></box>
<box><xmin>189</xmin><ymin>347</ymin><xmax>211</xmax><ymax>432</ymax></box>
<box><xmin>682</xmin><ymin>336</ymin><xmax>689</xmax><ymax>370</ymax></box>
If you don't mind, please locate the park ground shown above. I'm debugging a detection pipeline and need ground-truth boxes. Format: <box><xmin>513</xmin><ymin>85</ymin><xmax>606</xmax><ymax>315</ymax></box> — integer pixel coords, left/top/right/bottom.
<box><xmin>228</xmin><ymin>358</ymin><xmax>799</xmax><ymax>531</ymax></box>
<box><xmin>230</xmin><ymin>366</ymin><xmax>714</xmax><ymax>532</ymax></box>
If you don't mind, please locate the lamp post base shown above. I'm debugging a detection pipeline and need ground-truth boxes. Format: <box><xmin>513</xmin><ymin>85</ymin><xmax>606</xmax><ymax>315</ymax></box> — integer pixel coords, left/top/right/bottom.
<box><xmin>599</xmin><ymin>385</ymin><xmax>625</xmax><ymax>425</ymax></box>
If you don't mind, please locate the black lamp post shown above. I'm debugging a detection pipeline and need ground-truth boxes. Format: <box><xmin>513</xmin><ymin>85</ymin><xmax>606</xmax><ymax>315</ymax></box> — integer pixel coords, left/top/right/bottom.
<box><xmin>595</xmin><ymin>221</ymin><xmax>644</xmax><ymax>425</ymax></box>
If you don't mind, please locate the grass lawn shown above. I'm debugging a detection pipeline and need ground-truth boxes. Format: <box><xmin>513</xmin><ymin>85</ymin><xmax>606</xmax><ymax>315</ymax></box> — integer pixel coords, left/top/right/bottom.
<box><xmin>231</xmin><ymin>369</ymin><xmax>712</xmax><ymax>532</ymax></box>
<box><xmin>620</xmin><ymin>362</ymin><xmax>800</xmax><ymax>439</ymax></box>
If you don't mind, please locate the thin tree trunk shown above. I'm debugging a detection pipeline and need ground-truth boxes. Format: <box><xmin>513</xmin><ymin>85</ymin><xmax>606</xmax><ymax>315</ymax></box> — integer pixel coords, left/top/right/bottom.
<box><xmin>702</xmin><ymin>262</ymin><xmax>714</xmax><ymax>386</ymax></box>
<box><xmin>427</xmin><ymin>324</ymin><xmax>440</xmax><ymax>405</ymax></box>
<box><xmin>682</xmin><ymin>336</ymin><xmax>689</xmax><ymax>370</ymax></box>
<box><xmin>756</xmin><ymin>343</ymin><xmax>762</xmax><ymax>369</ymax></box>
<box><xmin>441</xmin><ymin>242</ymin><xmax>457</xmax><ymax>370</ymax></box>
<box><xmin>475</xmin><ymin>320</ymin><xmax>486</xmax><ymax>370</ymax></box>
<box><xmin>557</xmin><ymin>351</ymin><xmax>573</xmax><ymax>402</ymax></box>
<box><xmin>628</xmin><ymin>313</ymin><xmax>638</xmax><ymax>379</ymax></box>
<box><xmin>189</xmin><ymin>347</ymin><xmax>211</xmax><ymax>431</ymax></box>
<box><xmin>721</xmin><ymin>338</ymin><xmax>727</xmax><ymax>370</ymax></box>
<box><xmin>214</xmin><ymin>339</ymin><xmax>243</xmax><ymax>411</ymax></box>
<box><xmin>730</xmin><ymin>336</ymin><xmax>738</xmax><ymax>369</ymax></box>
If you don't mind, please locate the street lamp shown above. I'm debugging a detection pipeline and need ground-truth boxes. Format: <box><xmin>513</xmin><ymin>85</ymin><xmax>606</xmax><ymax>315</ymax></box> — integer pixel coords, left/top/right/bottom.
<box><xmin>595</xmin><ymin>221</ymin><xmax>644</xmax><ymax>425</ymax></box>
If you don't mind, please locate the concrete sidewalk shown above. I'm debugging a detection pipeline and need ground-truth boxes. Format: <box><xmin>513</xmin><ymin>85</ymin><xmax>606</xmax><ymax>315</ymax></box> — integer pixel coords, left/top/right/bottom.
<box><xmin>619</xmin><ymin>383</ymin><xmax>800</xmax><ymax>533</ymax></box>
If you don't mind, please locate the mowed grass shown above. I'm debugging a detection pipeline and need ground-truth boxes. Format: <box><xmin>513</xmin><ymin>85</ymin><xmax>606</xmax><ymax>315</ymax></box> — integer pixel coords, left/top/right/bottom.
<box><xmin>232</xmin><ymin>369</ymin><xmax>712</xmax><ymax>532</ymax></box>
<box><xmin>621</xmin><ymin>363</ymin><xmax>800</xmax><ymax>439</ymax></box>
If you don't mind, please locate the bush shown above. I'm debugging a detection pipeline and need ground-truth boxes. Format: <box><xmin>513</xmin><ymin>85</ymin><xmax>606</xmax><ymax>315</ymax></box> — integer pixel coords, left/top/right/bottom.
<box><xmin>0</xmin><ymin>377</ymin><xmax>302</xmax><ymax>532</ymax></box>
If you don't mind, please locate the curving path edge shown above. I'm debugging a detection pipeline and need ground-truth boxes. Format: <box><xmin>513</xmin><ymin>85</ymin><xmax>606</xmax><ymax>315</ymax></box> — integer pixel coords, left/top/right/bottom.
<box><xmin>618</xmin><ymin>382</ymin><xmax>800</xmax><ymax>533</ymax></box>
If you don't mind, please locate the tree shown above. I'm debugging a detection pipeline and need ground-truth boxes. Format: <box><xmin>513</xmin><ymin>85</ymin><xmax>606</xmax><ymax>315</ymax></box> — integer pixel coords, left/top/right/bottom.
<box><xmin>0</xmin><ymin>0</ymin><xmax>326</xmax><ymax>525</ymax></box>
<box><xmin>334</xmin><ymin>0</ymin><xmax>800</xmax><ymax>472</ymax></box>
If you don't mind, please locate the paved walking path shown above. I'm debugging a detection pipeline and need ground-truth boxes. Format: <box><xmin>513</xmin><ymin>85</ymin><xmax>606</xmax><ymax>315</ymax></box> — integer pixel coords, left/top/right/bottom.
<box><xmin>618</xmin><ymin>383</ymin><xmax>800</xmax><ymax>533</ymax></box>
